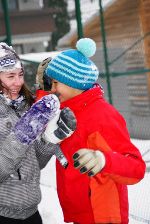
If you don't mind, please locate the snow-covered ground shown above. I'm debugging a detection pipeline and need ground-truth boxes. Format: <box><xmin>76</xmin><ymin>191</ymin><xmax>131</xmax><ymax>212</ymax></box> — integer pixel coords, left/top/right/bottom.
<box><xmin>128</xmin><ymin>139</ymin><xmax>150</xmax><ymax>224</ymax></box>
<box><xmin>38</xmin><ymin>139</ymin><xmax>150</xmax><ymax>224</ymax></box>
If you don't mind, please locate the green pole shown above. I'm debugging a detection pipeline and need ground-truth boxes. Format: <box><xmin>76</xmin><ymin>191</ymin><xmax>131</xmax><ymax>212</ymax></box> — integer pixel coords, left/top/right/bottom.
<box><xmin>2</xmin><ymin>0</ymin><xmax>12</xmax><ymax>45</ymax></box>
<box><xmin>75</xmin><ymin>0</ymin><xmax>83</xmax><ymax>39</ymax></box>
<box><xmin>99</xmin><ymin>0</ymin><xmax>112</xmax><ymax>104</ymax></box>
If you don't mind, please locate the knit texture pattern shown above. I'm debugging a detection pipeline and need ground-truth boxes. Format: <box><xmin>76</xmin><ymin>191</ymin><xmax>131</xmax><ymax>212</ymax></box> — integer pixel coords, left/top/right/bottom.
<box><xmin>0</xmin><ymin>42</ymin><xmax>22</xmax><ymax>72</ymax></box>
<box><xmin>46</xmin><ymin>38</ymin><xmax>99</xmax><ymax>90</ymax></box>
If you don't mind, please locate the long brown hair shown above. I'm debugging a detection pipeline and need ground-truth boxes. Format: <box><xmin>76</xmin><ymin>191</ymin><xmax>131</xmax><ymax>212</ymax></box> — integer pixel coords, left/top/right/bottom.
<box><xmin>0</xmin><ymin>79</ymin><xmax>34</xmax><ymax>106</ymax></box>
<box><xmin>20</xmin><ymin>83</ymin><xmax>35</xmax><ymax>106</ymax></box>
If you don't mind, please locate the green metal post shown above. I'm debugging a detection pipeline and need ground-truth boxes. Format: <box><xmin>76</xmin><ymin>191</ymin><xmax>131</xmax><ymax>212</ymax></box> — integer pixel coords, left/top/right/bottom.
<box><xmin>99</xmin><ymin>0</ymin><xmax>112</xmax><ymax>104</ymax></box>
<box><xmin>2</xmin><ymin>0</ymin><xmax>12</xmax><ymax>45</ymax></box>
<box><xmin>75</xmin><ymin>0</ymin><xmax>83</xmax><ymax>39</ymax></box>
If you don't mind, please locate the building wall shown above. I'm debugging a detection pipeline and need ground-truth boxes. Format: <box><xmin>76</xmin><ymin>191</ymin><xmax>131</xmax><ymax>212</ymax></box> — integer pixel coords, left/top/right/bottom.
<box><xmin>18</xmin><ymin>0</ymin><xmax>43</xmax><ymax>11</ymax></box>
<box><xmin>64</xmin><ymin>0</ymin><xmax>150</xmax><ymax>139</ymax></box>
<box><xmin>140</xmin><ymin>0</ymin><xmax>150</xmax><ymax>99</ymax></box>
<box><xmin>0</xmin><ymin>0</ymin><xmax>55</xmax><ymax>53</ymax></box>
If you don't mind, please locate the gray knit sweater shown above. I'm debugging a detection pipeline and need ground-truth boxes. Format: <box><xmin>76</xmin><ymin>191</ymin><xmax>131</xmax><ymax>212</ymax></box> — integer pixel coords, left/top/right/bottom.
<box><xmin>0</xmin><ymin>95</ymin><xmax>56</xmax><ymax>219</ymax></box>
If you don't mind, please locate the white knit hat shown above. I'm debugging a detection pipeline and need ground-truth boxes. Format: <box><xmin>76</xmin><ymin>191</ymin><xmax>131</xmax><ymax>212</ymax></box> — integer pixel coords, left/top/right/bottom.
<box><xmin>0</xmin><ymin>42</ymin><xmax>22</xmax><ymax>72</ymax></box>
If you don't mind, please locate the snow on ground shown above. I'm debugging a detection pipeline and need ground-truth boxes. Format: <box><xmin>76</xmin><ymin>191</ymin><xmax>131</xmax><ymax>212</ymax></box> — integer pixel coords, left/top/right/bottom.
<box><xmin>38</xmin><ymin>139</ymin><xmax>150</xmax><ymax>224</ymax></box>
<box><xmin>128</xmin><ymin>139</ymin><xmax>150</xmax><ymax>224</ymax></box>
<box><xmin>39</xmin><ymin>156</ymin><xmax>68</xmax><ymax>224</ymax></box>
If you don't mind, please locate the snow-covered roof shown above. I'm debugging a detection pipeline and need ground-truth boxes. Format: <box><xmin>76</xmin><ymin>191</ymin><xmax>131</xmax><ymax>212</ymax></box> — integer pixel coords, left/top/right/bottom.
<box><xmin>19</xmin><ymin>51</ymin><xmax>60</xmax><ymax>63</ymax></box>
<box><xmin>57</xmin><ymin>0</ymin><xmax>117</xmax><ymax>49</ymax></box>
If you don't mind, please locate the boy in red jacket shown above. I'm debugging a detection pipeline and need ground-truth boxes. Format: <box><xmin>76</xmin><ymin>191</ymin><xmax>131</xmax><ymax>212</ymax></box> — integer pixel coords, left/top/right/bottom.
<box><xmin>41</xmin><ymin>38</ymin><xmax>145</xmax><ymax>224</ymax></box>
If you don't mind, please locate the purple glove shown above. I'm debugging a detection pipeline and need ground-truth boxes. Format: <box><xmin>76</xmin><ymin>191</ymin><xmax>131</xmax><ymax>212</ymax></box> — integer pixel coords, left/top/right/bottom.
<box><xmin>13</xmin><ymin>94</ymin><xmax>69</xmax><ymax>168</ymax></box>
<box><xmin>14</xmin><ymin>94</ymin><xmax>60</xmax><ymax>144</ymax></box>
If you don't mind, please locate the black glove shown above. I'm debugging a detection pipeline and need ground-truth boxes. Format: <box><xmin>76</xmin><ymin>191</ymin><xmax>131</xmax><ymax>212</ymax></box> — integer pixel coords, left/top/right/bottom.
<box><xmin>55</xmin><ymin>107</ymin><xmax>77</xmax><ymax>140</ymax></box>
<box><xmin>43</xmin><ymin>107</ymin><xmax>77</xmax><ymax>143</ymax></box>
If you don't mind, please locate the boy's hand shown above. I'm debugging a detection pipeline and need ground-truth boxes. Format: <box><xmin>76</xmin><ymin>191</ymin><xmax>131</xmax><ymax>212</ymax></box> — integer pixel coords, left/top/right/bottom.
<box><xmin>73</xmin><ymin>149</ymin><xmax>105</xmax><ymax>176</ymax></box>
<box><xmin>43</xmin><ymin>107</ymin><xmax>77</xmax><ymax>144</ymax></box>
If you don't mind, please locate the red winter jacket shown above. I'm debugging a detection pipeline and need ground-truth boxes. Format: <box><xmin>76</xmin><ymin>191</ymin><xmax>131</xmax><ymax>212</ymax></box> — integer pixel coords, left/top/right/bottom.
<box><xmin>56</xmin><ymin>86</ymin><xmax>145</xmax><ymax>224</ymax></box>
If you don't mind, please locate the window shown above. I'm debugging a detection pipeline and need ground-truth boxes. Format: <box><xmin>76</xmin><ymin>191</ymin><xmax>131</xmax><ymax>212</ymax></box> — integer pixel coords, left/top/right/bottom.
<box><xmin>0</xmin><ymin>0</ymin><xmax>17</xmax><ymax>12</ymax></box>
<box><xmin>8</xmin><ymin>0</ymin><xmax>18</xmax><ymax>11</ymax></box>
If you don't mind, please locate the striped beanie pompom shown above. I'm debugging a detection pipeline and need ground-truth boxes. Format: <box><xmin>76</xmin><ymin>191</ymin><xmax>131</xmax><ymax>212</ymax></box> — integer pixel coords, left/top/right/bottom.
<box><xmin>45</xmin><ymin>38</ymin><xmax>99</xmax><ymax>90</ymax></box>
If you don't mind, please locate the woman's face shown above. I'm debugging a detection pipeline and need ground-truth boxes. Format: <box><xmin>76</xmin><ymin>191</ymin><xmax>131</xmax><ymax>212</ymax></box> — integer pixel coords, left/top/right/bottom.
<box><xmin>0</xmin><ymin>68</ymin><xmax>24</xmax><ymax>100</ymax></box>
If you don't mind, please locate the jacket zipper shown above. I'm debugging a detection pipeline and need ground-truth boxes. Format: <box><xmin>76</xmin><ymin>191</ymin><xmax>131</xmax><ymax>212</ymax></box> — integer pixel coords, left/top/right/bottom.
<box><xmin>17</xmin><ymin>168</ymin><xmax>21</xmax><ymax>180</ymax></box>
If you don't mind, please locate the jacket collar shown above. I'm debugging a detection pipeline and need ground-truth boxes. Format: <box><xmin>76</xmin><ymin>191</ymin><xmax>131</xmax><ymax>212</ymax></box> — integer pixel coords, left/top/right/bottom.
<box><xmin>60</xmin><ymin>84</ymin><xmax>104</xmax><ymax>113</ymax></box>
<box><xmin>0</xmin><ymin>93</ymin><xmax>27</xmax><ymax>112</ymax></box>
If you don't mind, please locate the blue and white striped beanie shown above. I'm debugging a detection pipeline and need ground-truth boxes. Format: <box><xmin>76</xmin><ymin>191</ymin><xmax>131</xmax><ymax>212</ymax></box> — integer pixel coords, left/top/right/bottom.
<box><xmin>45</xmin><ymin>38</ymin><xmax>99</xmax><ymax>90</ymax></box>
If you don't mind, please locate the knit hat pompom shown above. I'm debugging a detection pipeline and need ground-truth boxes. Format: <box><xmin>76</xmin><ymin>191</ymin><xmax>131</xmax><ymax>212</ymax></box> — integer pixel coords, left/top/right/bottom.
<box><xmin>76</xmin><ymin>38</ymin><xmax>96</xmax><ymax>58</ymax></box>
<box><xmin>45</xmin><ymin>38</ymin><xmax>99</xmax><ymax>90</ymax></box>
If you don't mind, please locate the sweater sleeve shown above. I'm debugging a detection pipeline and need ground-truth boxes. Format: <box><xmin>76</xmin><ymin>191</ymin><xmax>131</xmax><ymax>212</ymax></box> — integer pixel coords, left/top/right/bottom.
<box><xmin>102</xmin><ymin>149</ymin><xmax>146</xmax><ymax>185</ymax></box>
<box><xmin>34</xmin><ymin>136</ymin><xmax>56</xmax><ymax>170</ymax></box>
<box><xmin>87</xmin><ymin>114</ymin><xmax>146</xmax><ymax>185</ymax></box>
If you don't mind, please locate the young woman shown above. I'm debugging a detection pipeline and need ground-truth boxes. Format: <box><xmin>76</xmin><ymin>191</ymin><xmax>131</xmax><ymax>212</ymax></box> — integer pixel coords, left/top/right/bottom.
<box><xmin>0</xmin><ymin>42</ymin><xmax>76</xmax><ymax>224</ymax></box>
